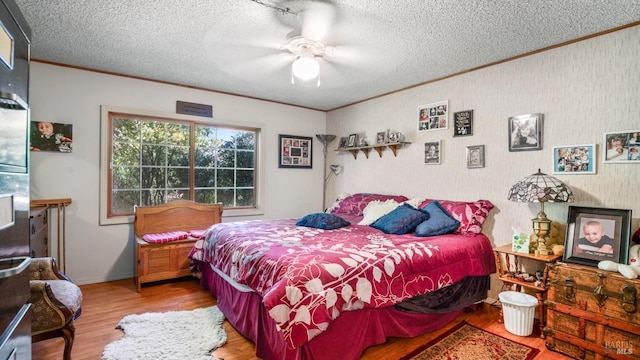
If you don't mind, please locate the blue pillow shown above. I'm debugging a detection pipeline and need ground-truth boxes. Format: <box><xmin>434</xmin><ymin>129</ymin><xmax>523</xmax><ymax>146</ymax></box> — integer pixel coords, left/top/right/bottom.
<box><xmin>414</xmin><ymin>201</ymin><xmax>461</xmax><ymax>236</ymax></box>
<box><xmin>370</xmin><ymin>203</ymin><xmax>430</xmax><ymax>234</ymax></box>
<box><xmin>296</xmin><ymin>213</ymin><xmax>351</xmax><ymax>230</ymax></box>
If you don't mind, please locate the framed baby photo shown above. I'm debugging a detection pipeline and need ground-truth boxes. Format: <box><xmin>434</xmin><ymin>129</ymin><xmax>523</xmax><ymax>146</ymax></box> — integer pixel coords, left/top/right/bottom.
<box><xmin>424</xmin><ymin>140</ymin><xmax>441</xmax><ymax>165</ymax></box>
<box><xmin>563</xmin><ymin>205</ymin><xmax>632</xmax><ymax>267</ymax></box>
<box><xmin>553</xmin><ymin>144</ymin><xmax>596</xmax><ymax>174</ymax></box>
<box><xmin>418</xmin><ymin>100</ymin><xmax>448</xmax><ymax>132</ymax></box>
<box><xmin>603</xmin><ymin>130</ymin><xmax>640</xmax><ymax>163</ymax></box>
<box><xmin>508</xmin><ymin>113</ymin><xmax>543</xmax><ymax>152</ymax></box>
<box><xmin>279</xmin><ymin>134</ymin><xmax>312</xmax><ymax>169</ymax></box>
<box><xmin>466</xmin><ymin>145</ymin><xmax>484</xmax><ymax>169</ymax></box>
<box><xmin>30</xmin><ymin>121</ymin><xmax>73</xmax><ymax>153</ymax></box>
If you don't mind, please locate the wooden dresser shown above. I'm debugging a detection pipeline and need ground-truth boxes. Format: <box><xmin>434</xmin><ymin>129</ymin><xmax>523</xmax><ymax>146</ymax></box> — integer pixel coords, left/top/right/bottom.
<box><xmin>134</xmin><ymin>200</ymin><xmax>223</xmax><ymax>292</ymax></box>
<box><xmin>545</xmin><ymin>262</ymin><xmax>639</xmax><ymax>359</ymax></box>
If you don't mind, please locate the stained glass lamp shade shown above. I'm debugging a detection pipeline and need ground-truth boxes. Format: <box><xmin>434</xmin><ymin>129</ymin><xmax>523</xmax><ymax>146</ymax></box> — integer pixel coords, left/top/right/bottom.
<box><xmin>508</xmin><ymin>169</ymin><xmax>574</xmax><ymax>255</ymax></box>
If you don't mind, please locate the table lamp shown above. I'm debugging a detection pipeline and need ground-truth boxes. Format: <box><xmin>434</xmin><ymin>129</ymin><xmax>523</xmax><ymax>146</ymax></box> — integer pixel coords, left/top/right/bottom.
<box><xmin>508</xmin><ymin>169</ymin><xmax>574</xmax><ymax>256</ymax></box>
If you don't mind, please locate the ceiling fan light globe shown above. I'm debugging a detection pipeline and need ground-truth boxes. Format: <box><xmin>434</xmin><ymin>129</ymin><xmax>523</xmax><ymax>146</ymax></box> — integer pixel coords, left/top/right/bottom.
<box><xmin>292</xmin><ymin>57</ymin><xmax>320</xmax><ymax>81</ymax></box>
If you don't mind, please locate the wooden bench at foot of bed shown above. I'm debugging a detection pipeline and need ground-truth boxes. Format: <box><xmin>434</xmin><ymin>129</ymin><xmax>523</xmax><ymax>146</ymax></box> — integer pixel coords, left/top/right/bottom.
<box><xmin>133</xmin><ymin>200</ymin><xmax>223</xmax><ymax>292</ymax></box>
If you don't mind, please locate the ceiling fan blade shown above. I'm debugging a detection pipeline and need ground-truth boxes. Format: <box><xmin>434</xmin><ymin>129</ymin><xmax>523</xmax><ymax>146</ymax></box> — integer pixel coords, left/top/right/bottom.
<box><xmin>299</xmin><ymin>1</ymin><xmax>336</xmax><ymax>41</ymax></box>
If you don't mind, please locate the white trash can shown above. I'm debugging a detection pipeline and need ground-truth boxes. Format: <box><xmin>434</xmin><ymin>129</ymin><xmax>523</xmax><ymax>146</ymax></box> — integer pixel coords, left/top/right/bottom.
<box><xmin>498</xmin><ymin>291</ymin><xmax>538</xmax><ymax>336</ymax></box>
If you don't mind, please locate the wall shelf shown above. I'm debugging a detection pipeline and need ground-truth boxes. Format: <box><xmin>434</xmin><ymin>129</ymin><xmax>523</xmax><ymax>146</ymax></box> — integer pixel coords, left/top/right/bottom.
<box><xmin>336</xmin><ymin>142</ymin><xmax>411</xmax><ymax>159</ymax></box>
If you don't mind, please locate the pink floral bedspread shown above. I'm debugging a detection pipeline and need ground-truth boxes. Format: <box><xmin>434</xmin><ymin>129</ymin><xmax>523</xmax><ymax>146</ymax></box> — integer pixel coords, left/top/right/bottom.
<box><xmin>190</xmin><ymin>215</ymin><xmax>495</xmax><ymax>348</ymax></box>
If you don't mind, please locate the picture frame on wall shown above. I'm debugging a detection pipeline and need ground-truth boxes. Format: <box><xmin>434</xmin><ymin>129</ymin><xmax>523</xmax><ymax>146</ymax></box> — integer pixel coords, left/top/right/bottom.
<box><xmin>563</xmin><ymin>206</ymin><xmax>632</xmax><ymax>267</ymax></box>
<box><xmin>418</xmin><ymin>100</ymin><xmax>448</xmax><ymax>132</ymax></box>
<box><xmin>553</xmin><ymin>144</ymin><xmax>596</xmax><ymax>174</ymax></box>
<box><xmin>453</xmin><ymin>110</ymin><xmax>473</xmax><ymax>136</ymax></box>
<box><xmin>508</xmin><ymin>113</ymin><xmax>543</xmax><ymax>152</ymax></box>
<box><xmin>466</xmin><ymin>145</ymin><xmax>484</xmax><ymax>169</ymax></box>
<box><xmin>279</xmin><ymin>134</ymin><xmax>312</xmax><ymax>169</ymax></box>
<box><xmin>30</xmin><ymin>121</ymin><xmax>73</xmax><ymax>153</ymax></box>
<box><xmin>424</xmin><ymin>140</ymin><xmax>441</xmax><ymax>165</ymax></box>
<box><xmin>603</xmin><ymin>130</ymin><xmax>640</xmax><ymax>163</ymax></box>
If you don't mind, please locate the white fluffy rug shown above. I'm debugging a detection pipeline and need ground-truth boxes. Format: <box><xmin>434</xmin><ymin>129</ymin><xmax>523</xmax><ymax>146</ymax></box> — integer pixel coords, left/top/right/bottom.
<box><xmin>102</xmin><ymin>306</ymin><xmax>226</xmax><ymax>360</ymax></box>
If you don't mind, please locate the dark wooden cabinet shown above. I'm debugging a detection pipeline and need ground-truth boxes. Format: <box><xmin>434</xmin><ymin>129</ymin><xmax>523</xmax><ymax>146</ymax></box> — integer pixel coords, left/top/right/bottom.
<box><xmin>29</xmin><ymin>205</ymin><xmax>48</xmax><ymax>257</ymax></box>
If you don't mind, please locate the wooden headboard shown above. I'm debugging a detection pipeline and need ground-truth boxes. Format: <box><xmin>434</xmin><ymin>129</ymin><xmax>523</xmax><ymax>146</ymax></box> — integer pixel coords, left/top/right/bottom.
<box><xmin>134</xmin><ymin>200</ymin><xmax>223</xmax><ymax>238</ymax></box>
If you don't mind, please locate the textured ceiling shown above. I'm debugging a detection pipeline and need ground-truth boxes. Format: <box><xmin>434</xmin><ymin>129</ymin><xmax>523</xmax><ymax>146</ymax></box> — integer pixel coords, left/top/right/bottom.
<box><xmin>13</xmin><ymin>0</ymin><xmax>640</xmax><ymax>111</ymax></box>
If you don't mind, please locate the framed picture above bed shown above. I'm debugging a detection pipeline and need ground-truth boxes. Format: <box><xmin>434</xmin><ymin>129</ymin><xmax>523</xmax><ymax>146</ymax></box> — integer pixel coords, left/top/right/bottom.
<box><xmin>603</xmin><ymin>130</ymin><xmax>640</xmax><ymax>163</ymax></box>
<box><xmin>424</xmin><ymin>140</ymin><xmax>441</xmax><ymax>165</ymax></box>
<box><xmin>453</xmin><ymin>110</ymin><xmax>473</xmax><ymax>137</ymax></box>
<box><xmin>553</xmin><ymin>144</ymin><xmax>595</xmax><ymax>174</ymax></box>
<box><xmin>279</xmin><ymin>134</ymin><xmax>312</xmax><ymax>169</ymax></box>
<box><xmin>508</xmin><ymin>113</ymin><xmax>543</xmax><ymax>152</ymax></box>
<box><xmin>466</xmin><ymin>145</ymin><xmax>484</xmax><ymax>169</ymax></box>
<box><xmin>418</xmin><ymin>100</ymin><xmax>448</xmax><ymax>132</ymax></box>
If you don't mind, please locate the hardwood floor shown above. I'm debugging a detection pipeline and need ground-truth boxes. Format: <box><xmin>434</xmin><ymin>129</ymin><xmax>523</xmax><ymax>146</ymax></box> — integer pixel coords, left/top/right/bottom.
<box><xmin>32</xmin><ymin>277</ymin><xmax>571</xmax><ymax>359</ymax></box>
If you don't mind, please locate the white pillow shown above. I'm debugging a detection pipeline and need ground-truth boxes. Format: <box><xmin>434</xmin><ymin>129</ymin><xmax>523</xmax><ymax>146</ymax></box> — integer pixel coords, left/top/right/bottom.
<box><xmin>358</xmin><ymin>199</ymin><xmax>400</xmax><ymax>225</ymax></box>
<box><xmin>403</xmin><ymin>196</ymin><xmax>427</xmax><ymax>208</ymax></box>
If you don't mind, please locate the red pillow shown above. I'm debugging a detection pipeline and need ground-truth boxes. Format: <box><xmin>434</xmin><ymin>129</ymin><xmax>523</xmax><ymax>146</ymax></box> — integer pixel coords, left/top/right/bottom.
<box><xmin>142</xmin><ymin>231</ymin><xmax>189</xmax><ymax>243</ymax></box>
<box><xmin>330</xmin><ymin>193</ymin><xmax>409</xmax><ymax>216</ymax></box>
<box><xmin>418</xmin><ymin>199</ymin><xmax>494</xmax><ymax>234</ymax></box>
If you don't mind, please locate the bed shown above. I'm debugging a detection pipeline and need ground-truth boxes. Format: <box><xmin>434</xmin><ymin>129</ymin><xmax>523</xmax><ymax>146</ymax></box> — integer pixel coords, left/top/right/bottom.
<box><xmin>188</xmin><ymin>193</ymin><xmax>496</xmax><ymax>360</ymax></box>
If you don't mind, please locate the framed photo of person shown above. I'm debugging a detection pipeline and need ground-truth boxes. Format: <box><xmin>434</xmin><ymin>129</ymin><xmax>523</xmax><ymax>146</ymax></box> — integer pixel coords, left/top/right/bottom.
<box><xmin>453</xmin><ymin>110</ymin><xmax>473</xmax><ymax>137</ymax></box>
<box><xmin>603</xmin><ymin>130</ymin><xmax>640</xmax><ymax>163</ymax></box>
<box><xmin>553</xmin><ymin>144</ymin><xmax>596</xmax><ymax>174</ymax></box>
<box><xmin>563</xmin><ymin>206</ymin><xmax>632</xmax><ymax>267</ymax></box>
<box><xmin>338</xmin><ymin>137</ymin><xmax>348</xmax><ymax>149</ymax></box>
<box><xmin>30</xmin><ymin>121</ymin><xmax>73</xmax><ymax>153</ymax></box>
<box><xmin>424</xmin><ymin>140</ymin><xmax>441</xmax><ymax>165</ymax></box>
<box><xmin>278</xmin><ymin>134</ymin><xmax>312</xmax><ymax>169</ymax></box>
<box><xmin>418</xmin><ymin>100</ymin><xmax>448</xmax><ymax>132</ymax></box>
<box><xmin>347</xmin><ymin>133</ymin><xmax>358</xmax><ymax>148</ymax></box>
<box><xmin>375</xmin><ymin>131</ymin><xmax>387</xmax><ymax>145</ymax></box>
<box><xmin>508</xmin><ymin>113</ymin><xmax>543</xmax><ymax>152</ymax></box>
<box><xmin>466</xmin><ymin>145</ymin><xmax>484</xmax><ymax>169</ymax></box>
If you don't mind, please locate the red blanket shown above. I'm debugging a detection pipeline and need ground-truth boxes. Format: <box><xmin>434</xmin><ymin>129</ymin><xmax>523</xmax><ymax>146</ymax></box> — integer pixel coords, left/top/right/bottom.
<box><xmin>191</xmin><ymin>215</ymin><xmax>495</xmax><ymax>348</ymax></box>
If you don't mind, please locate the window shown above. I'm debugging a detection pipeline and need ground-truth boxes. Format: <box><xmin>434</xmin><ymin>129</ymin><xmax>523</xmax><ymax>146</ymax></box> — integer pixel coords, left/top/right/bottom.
<box><xmin>100</xmin><ymin>106</ymin><xmax>264</xmax><ymax>224</ymax></box>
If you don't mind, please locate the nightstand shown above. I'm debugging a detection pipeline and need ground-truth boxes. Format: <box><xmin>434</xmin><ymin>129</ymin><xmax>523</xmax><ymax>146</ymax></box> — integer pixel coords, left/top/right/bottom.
<box><xmin>493</xmin><ymin>244</ymin><xmax>562</xmax><ymax>338</ymax></box>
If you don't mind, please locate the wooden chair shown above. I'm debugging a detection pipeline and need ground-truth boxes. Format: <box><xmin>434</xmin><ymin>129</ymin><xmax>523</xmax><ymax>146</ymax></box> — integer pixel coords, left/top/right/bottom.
<box><xmin>30</xmin><ymin>257</ymin><xmax>83</xmax><ymax>360</ymax></box>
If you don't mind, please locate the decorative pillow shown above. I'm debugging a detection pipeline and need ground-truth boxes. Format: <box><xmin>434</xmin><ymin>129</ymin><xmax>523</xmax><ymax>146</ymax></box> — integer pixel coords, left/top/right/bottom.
<box><xmin>330</xmin><ymin>193</ymin><xmax>409</xmax><ymax>216</ymax></box>
<box><xmin>418</xmin><ymin>198</ymin><xmax>494</xmax><ymax>234</ymax></box>
<box><xmin>414</xmin><ymin>201</ymin><xmax>461</xmax><ymax>237</ymax></box>
<box><xmin>296</xmin><ymin>213</ymin><xmax>351</xmax><ymax>230</ymax></box>
<box><xmin>370</xmin><ymin>203</ymin><xmax>430</xmax><ymax>235</ymax></box>
<box><xmin>189</xmin><ymin>229</ymin><xmax>207</xmax><ymax>239</ymax></box>
<box><xmin>358</xmin><ymin>199</ymin><xmax>401</xmax><ymax>225</ymax></box>
<box><xmin>142</xmin><ymin>230</ymin><xmax>189</xmax><ymax>244</ymax></box>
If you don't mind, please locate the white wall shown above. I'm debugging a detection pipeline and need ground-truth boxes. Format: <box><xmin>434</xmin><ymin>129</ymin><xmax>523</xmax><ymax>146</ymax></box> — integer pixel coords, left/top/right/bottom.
<box><xmin>326</xmin><ymin>26</ymin><xmax>640</xmax><ymax>299</ymax></box>
<box><xmin>29</xmin><ymin>63</ymin><xmax>326</xmax><ymax>284</ymax></box>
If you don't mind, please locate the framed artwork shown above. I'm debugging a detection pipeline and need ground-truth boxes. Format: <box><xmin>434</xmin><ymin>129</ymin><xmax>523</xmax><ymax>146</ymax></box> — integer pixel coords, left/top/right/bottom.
<box><xmin>30</xmin><ymin>121</ymin><xmax>73</xmax><ymax>153</ymax></box>
<box><xmin>347</xmin><ymin>133</ymin><xmax>358</xmax><ymax>148</ymax></box>
<box><xmin>553</xmin><ymin>144</ymin><xmax>596</xmax><ymax>174</ymax></box>
<box><xmin>563</xmin><ymin>206</ymin><xmax>632</xmax><ymax>267</ymax></box>
<box><xmin>424</xmin><ymin>140</ymin><xmax>441</xmax><ymax>165</ymax></box>
<box><xmin>603</xmin><ymin>130</ymin><xmax>640</xmax><ymax>163</ymax></box>
<box><xmin>278</xmin><ymin>134</ymin><xmax>312</xmax><ymax>169</ymax></box>
<box><xmin>418</xmin><ymin>100</ymin><xmax>448</xmax><ymax>132</ymax></box>
<box><xmin>338</xmin><ymin>137</ymin><xmax>348</xmax><ymax>149</ymax></box>
<box><xmin>375</xmin><ymin>131</ymin><xmax>387</xmax><ymax>145</ymax></box>
<box><xmin>508</xmin><ymin>113</ymin><xmax>543</xmax><ymax>152</ymax></box>
<box><xmin>453</xmin><ymin>110</ymin><xmax>473</xmax><ymax>136</ymax></box>
<box><xmin>466</xmin><ymin>145</ymin><xmax>484</xmax><ymax>169</ymax></box>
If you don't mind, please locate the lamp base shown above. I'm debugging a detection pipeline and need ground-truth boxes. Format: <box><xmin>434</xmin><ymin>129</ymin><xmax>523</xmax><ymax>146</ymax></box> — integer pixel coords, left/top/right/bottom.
<box><xmin>532</xmin><ymin>212</ymin><xmax>552</xmax><ymax>257</ymax></box>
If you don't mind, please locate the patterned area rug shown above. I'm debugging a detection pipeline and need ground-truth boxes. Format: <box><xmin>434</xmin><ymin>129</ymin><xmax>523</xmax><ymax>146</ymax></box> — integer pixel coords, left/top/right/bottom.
<box><xmin>400</xmin><ymin>321</ymin><xmax>539</xmax><ymax>360</ymax></box>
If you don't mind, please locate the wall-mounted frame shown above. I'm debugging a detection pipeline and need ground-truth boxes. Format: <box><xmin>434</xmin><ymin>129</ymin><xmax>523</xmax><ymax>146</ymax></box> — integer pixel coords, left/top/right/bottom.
<box><xmin>603</xmin><ymin>130</ymin><xmax>640</xmax><ymax>163</ymax></box>
<box><xmin>553</xmin><ymin>144</ymin><xmax>596</xmax><ymax>174</ymax></box>
<box><xmin>347</xmin><ymin>133</ymin><xmax>358</xmax><ymax>148</ymax></box>
<box><xmin>30</xmin><ymin>121</ymin><xmax>73</xmax><ymax>153</ymax></box>
<box><xmin>453</xmin><ymin>110</ymin><xmax>473</xmax><ymax>136</ymax></box>
<box><xmin>563</xmin><ymin>205</ymin><xmax>632</xmax><ymax>267</ymax></box>
<box><xmin>338</xmin><ymin>137</ymin><xmax>348</xmax><ymax>149</ymax></box>
<box><xmin>279</xmin><ymin>134</ymin><xmax>312</xmax><ymax>169</ymax></box>
<box><xmin>418</xmin><ymin>100</ymin><xmax>448</xmax><ymax>132</ymax></box>
<box><xmin>508</xmin><ymin>113</ymin><xmax>543</xmax><ymax>152</ymax></box>
<box><xmin>466</xmin><ymin>145</ymin><xmax>484</xmax><ymax>169</ymax></box>
<box><xmin>424</xmin><ymin>140</ymin><xmax>441</xmax><ymax>165</ymax></box>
